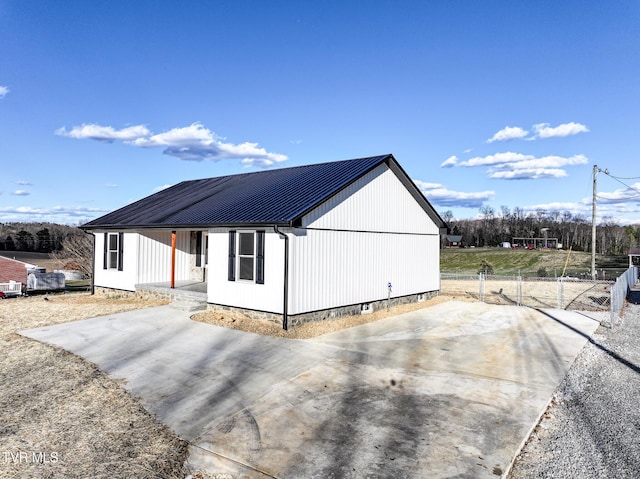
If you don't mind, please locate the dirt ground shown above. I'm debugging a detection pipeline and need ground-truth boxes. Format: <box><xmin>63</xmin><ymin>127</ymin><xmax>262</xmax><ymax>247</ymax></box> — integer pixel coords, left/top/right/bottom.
<box><xmin>0</xmin><ymin>293</ymin><xmax>188</xmax><ymax>479</ymax></box>
<box><xmin>441</xmin><ymin>278</ymin><xmax>612</xmax><ymax>311</ymax></box>
<box><xmin>191</xmin><ymin>294</ymin><xmax>462</xmax><ymax>339</ymax></box>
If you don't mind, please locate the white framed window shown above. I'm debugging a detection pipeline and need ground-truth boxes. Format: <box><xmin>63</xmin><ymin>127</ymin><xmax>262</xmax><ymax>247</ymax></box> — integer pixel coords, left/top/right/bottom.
<box><xmin>238</xmin><ymin>231</ymin><xmax>255</xmax><ymax>281</ymax></box>
<box><xmin>228</xmin><ymin>230</ymin><xmax>265</xmax><ymax>284</ymax></box>
<box><xmin>103</xmin><ymin>232</ymin><xmax>123</xmax><ymax>271</ymax></box>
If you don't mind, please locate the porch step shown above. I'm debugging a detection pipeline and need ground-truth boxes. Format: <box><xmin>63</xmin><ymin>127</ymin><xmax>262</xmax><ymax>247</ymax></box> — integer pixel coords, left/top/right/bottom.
<box><xmin>170</xmin><ymin>299</ymin><xmax>208</xmax><ymax>312</ymax></box>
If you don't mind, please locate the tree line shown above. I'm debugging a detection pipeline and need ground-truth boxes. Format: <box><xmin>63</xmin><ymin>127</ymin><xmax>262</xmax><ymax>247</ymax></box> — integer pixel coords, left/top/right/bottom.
<box><xmin>0</xmin><ymin>222</ymin><xmax>84</xmax><ymax>253</ymax></box>
<box><xmin>442</xmin><ymin>206</ymin><xmax>640</xmax><ymax>256</ymax></box>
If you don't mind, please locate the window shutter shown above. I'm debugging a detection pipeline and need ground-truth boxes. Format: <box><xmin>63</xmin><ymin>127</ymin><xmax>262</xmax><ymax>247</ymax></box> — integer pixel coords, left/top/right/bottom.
<box><xmin>228</xmin><ymin>231</ymin><xmax>236</xmax><ymax>281</ymax></box>
<box><xmin>256</xmin><ymin>230</ymin><xmax>265</xmax><ymax>284</ymax></box>
<box><xmin>117</xmin><ymin>232</ymin><xmax>124</xmax><ymax>271</ymax></box>
<box><xmin>195</xmin><ymin>232</ymin><xmax>202</xmax><ymax>267</ymax></box>
<box><xmin>103</xmin><ymin>232</ymin><xmax>108</xmax><ymax>270</ymax></box>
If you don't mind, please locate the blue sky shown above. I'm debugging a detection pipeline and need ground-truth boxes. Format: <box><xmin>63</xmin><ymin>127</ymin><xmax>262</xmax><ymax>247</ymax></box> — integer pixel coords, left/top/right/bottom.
<box><xmin>1</xmin><ymin>0</ymin><xmax>639</xmax><ymax>226</ymax></box>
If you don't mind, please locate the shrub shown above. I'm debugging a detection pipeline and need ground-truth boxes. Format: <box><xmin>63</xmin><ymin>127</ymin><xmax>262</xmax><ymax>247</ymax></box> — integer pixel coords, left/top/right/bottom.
<box><xmin>478</xmin><ymin>259</ymin><xmax>494</xmax><ymax>275</ymax></box>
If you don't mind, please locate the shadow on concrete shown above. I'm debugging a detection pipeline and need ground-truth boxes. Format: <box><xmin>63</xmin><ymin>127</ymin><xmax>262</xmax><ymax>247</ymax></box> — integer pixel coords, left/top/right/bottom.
<box><xmin>535</xmin><ymin>308</ymin><xmax>640</xmax><ymax>375</ymax></box>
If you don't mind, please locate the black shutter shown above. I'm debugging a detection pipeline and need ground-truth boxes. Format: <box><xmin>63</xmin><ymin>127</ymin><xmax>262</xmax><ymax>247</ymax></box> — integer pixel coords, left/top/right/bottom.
<box><xmin>195</xmin><ymin>232</ymin><xmax>202</xmax><ymax>267</ymax></box>
<box><xmin>256</xmin><ymin>230</ymin><xmax>265</xmax><ymax>284</ymax></box>
<box><xmin>117</xmin><ymin>232</ymin><xmax>124</xmax><ymax>271</ymax></box>
<box><xmin>103</xmin><ymin>232</ymin><xmax>108</xmax><ymax>269</ymax></box>
<box><xmin>228</xmin><ymin>231</ymin><xmax>236</xmax><ymax>281</ymax></box>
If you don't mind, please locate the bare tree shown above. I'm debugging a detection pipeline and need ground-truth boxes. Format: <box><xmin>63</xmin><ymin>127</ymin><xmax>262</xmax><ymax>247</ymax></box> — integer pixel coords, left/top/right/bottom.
<box><xmin>50</xmin><ymin>232</ymin><xmax>93</xmax><ymax>279</ymax></box>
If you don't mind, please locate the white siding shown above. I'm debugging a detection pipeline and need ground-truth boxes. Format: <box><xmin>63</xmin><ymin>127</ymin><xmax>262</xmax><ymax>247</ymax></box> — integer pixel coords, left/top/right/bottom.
<box><xmin>207</xmin><ymin>229</ymin><xmax>285</xmax><ymax>313</ymax></box>
<box><xmin>290</xmin><ymin>163</ymin><xmax>441</xmax><ymax>315</ymax></box>
<box><xmin>93</xmin><ymin>230</ymin><xmax>192</xmax><ymax>290</ymax></box>
<box><xmin>93</xmin><ymin>231</ymin><xmax>139</xmax><ymax>291</ymax></box>
<box><xmin>288</xmin><ymin>230</ymin><xmax>440</xmax><ymax>314</ymax></box>
<box><xmin>137</xmin><ymin>230</ymin><xmax>191</xmax><ymax>284</ymax></box>
<box><xmin>302</xmin><ymin>164</ymin><xmax>438</xmax><ymax>235</ymax></box>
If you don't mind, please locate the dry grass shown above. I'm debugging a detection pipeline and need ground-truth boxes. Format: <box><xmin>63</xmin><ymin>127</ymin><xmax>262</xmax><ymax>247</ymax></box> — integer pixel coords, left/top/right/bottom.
<box><xmin>0</xmin><ymin>292</ymin><xmax>188</xmax><ymax>479</ymax></box>
<box><xmin>441</xmin><ymin>278</ymin><xmax>611</xmax><ymax>310</ymax></box>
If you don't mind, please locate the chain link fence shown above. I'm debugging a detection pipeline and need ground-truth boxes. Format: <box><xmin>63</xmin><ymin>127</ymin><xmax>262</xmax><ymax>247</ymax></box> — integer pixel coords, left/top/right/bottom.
<box><xmin>610</xmin><ymin>266</ymin><xmax>639</xmax><ymax>327</ymax></box>
<box><xmin>441</xmin><ymin>273</ymin><xmax>613</xmax><ymax>312</ymax></box>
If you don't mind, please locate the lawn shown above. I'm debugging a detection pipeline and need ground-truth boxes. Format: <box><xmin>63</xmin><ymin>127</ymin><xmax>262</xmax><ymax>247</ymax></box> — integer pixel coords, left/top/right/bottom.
<box><xmin>441</xmin><ymin>247</ymin><xmax>594</xmax><ymax>277</ymax></box>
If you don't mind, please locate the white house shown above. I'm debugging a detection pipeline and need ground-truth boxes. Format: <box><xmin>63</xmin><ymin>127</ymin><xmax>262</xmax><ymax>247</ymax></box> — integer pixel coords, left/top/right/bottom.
<box><xmin>82</xmin><ymin>154</ymin><xmax>447</xmax><ymax>328</ymax></box>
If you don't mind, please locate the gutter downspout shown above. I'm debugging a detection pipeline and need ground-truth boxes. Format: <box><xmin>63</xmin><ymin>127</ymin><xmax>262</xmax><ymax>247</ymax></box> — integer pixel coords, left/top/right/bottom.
<box><xmin>171</xmin><ymin>231</ymin><xmax>177</xmax><ymax>289</ymax></box>
<box><xmin>274</xmin><ymin>226</ymin><xmax>289</xmax><ymax>330</ymax></box>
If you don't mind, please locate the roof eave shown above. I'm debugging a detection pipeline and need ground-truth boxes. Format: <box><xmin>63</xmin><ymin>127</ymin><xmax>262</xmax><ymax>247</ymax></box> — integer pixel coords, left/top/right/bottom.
<box><xmin>81</xmin><ymin>221</ymin><xmax>293</xmax><ymax>231</ymax></box>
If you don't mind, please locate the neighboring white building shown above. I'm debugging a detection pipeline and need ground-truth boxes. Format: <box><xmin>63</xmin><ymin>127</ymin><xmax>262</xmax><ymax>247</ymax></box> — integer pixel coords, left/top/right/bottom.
<box><xmin>82</xmin><ymin>154</ymin><xmax>447</xmax><ymax>328</ymax></box>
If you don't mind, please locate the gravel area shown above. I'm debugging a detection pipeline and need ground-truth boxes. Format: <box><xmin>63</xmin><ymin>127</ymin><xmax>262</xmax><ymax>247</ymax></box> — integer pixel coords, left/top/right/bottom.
<box><xmin>508</xmin><ymin>303</ymin><xmax>640</xmax><ymax>478</ymax></box>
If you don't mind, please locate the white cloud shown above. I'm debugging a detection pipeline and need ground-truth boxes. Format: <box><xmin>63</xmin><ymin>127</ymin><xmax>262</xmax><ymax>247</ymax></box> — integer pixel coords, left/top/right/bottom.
<box><xmin>484</xmin><ymin>122</ymin><xmax>589</xmax><ymax>143</ymax></box>
<box><xmin>456</xmin><ymin>152</ymin><xmax>588</xmax><ymax>180</ymax></box>
<box><xmin>0</xmin><ymin>86</ymin><xmax>9</xmax><ymax>98</ymax></box>
<box><xmin>532</xmin><ymin>122</ymin><xmax>589</xmax><ymax>139</ymax></box>
<box><xmin>440</xmin><ymin>155</ymin><xmax>458</xmax><ymax>168</ymax></box>
<box><xmin>12</xmin><ymin>190</ymin><xmax>29</xmax><ymax>196</ymax></box>
<box><xmin>522</xmin><ymin>199</ymin><xmax>640</xmax><ymax>226</ymax></box>
<box><xmin>105</xmin><ymin>183</ymin><xmax>118</xmax><ymax>188</ymax></box>
<box><xmin>596</xmin><ymin>182</ymin><xmax>640</xmax><ymax>203</ymax></box>
<box><xmin>56</xmin><ymin>124</ymin><xmax>151</xmax><ymax>142</ymax></box>
<box><xmin>486</xmin><ymin>126</ymin><xmax>529</xmax><ymax>143</ymax></box>
<box><xmin>0</xmin><ymin>205</ymin><xmax>107</xmax><ymax>224</ymax></box>
<box><xmin>152</xmin><ymin>184</ymin><xmax>173</xmax><ymax>193</ymax></box>
<box><xmin>414</xmin><ymin>179</ymin><xmax>494</xmax><ymax>208</ymax></box>
<box><xmin>16</xmin><ymin>180</ymin><xmax>32</xmax><ymax>186</ymax></box>
<box><xmin>57</xmin><ymin>121</ymin><xmax>287</xmax><ymax>166</ymax></box>
<box><xmin>460</xmin><ymin>151</ymin><xmax>531</xmax><ymax>167</ymax></box>
<box><xmin>489</xmin><ymin>168</ymin><xmax>568</xmax><ymax>179</ymax></box>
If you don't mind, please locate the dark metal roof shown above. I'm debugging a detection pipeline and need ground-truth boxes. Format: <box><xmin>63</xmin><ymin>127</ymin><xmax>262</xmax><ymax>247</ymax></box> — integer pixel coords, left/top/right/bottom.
<box><xmin>82</xmin><ymin>154</ymin><xmax>446</xmax><ymax>230</ymax></box>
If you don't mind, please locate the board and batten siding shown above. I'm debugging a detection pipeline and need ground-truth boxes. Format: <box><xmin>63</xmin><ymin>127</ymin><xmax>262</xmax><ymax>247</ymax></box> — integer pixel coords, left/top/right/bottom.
<box><xmin>206</xmin><ymin>229</ymin><xmax>285</xmax><ymax>314</ymax></box>
<box><xmin>93</xmin><ymin>230</ymin><xmax>191</xmax><ymax>291</ymax></box>
<box><xmin>289</xmin><ymin>163</ymin><xmax>440</xmax><ymax>315</ymax></box>
<box><xmin>136</xmin><ymin>230</ymin><xmax>191</xmax><ymax>285</ymax></box>
<box><xmin>93</xmin><ymin>231</ymin><xmax>139</xmax><ymax>291</ymax></box>
<box><xmin>301</xmin><ymin>163</ymin><xmax>439</xmax><ymax>234</ymax></box>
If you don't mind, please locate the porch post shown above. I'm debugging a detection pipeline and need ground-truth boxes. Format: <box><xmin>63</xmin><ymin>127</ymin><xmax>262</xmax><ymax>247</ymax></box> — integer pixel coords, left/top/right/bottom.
<box><xmin>171</xmin><ymin>231</ymin><xmax>176</xmax><ymax>289</ymax></box>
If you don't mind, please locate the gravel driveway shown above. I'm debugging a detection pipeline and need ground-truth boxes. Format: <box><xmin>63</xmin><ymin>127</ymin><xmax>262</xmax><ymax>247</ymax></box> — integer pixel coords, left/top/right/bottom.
<box><xmin>508</xmin><ymin>303</ymin><xmax>640</xmax><ymax>478</ymax></box>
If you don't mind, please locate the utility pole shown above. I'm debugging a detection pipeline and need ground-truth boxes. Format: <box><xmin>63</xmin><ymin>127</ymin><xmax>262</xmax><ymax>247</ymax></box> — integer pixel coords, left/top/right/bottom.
<box><xmin>591</xmin><ymin>165</ymin><xmax>597</xmax><ymax>280</ymax></box>
<box><xmin>591</xmin><ymin>165</ymin><xmax>598</xmax><ymax>281</ymax></box>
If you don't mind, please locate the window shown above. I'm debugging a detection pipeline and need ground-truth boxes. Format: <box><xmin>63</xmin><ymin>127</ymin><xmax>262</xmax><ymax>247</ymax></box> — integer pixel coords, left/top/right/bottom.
<box><xmin>195</xmin><ymin>231</ymin><xmax>208</xmax><ymax>267</ymax></box>
<box><xmin>228</xmin><ymin>230</ymin><xmax>264</xmax><ymax>283</ymax></box>
<box><xmin>103</xmin><ymin>232</ymin><xmax>123</xmax><ymax>271</ymax></box>
<box><xmin>238</xmin><ymin>232</ymin><xmax>255</xmax><ymax>281</ymax></box>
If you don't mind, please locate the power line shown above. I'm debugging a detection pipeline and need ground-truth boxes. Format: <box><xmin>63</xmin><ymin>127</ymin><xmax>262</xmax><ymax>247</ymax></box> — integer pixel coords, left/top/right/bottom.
<box><xmin>608</xmin><ymin>174</ymin><xmax>640</xmax><ymax>180</ymax></box>
<box><xmin>598</xmin><ymin>168</ymin><xmax>640</xmax><ymax>201</ymax></box>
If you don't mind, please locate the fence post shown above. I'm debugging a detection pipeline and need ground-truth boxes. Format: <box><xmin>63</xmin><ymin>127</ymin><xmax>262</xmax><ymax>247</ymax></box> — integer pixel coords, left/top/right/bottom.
<box><xmin>479</xmin><ymin>273</ymin><xmax>485</xmax><ymax>302</ymax></box>
<box><xmin>517</xmin><ymin>275</ymin><xmax>522</xmax><ymax>306</ymax></box>
<box><xmin>557</xmin><ymin>277</ymin><xmax>564</xmax><ymax>310</ymax></box>
<box><xmin>610</xmin><ymin>284</ymin><xmax>617</xmax><ymax>329</ymax></box>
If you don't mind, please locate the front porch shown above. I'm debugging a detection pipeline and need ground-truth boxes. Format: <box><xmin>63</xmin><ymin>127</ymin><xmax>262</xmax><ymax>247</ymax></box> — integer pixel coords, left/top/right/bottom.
<box><xmin>136</xmin><ymin>281</ymin><xmax>208</xmax><ymax>311</ymax></box>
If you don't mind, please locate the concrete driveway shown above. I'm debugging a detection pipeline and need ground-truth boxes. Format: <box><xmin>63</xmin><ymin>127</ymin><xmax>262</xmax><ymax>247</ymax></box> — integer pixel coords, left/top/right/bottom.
<box><xmin>22</xmin><ymin>301</ymin><xmax>604</xmax><ymax>478</ymax></box>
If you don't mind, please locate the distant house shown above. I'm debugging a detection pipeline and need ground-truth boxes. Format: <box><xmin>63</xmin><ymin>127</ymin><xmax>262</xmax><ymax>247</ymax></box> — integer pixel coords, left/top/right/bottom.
<box><xmin>0</xmin><ymin>255</ymin><xmax>36</xmax><ymax>284</ymax></box>
<box><xmin>629</xmin><ymin>247</ymin><xmax>640</xmax><ymax>268</ymax></box>
<box><xmin>0</xmin><ymin>255</ymin><xmax>37</xmax><ymax>295</ymax></box>
<box><xmin>446</xmin><ymin>235</ymin><xmax>463</xmax><ymax>248</ymax></box>
<box><xmin>81</xmin><ymin>154</ymin><xmax>447</xmax><ymax>327</ymax></box>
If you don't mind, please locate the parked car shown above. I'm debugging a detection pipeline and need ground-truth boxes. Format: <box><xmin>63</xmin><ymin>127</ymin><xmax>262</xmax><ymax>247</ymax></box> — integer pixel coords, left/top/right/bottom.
<box><xmin>0</xmin><ymin>291</ymin><xmax>6</xmax><ymax>300</ymax></box>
